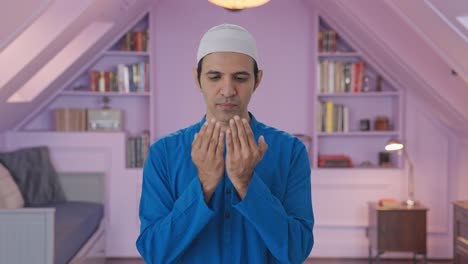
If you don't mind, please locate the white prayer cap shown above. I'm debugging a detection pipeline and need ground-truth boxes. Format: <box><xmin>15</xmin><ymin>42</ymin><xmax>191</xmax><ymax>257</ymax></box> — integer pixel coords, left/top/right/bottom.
<box><xmin>196</xmin><ymin>24</ymin><xmax>258</xmax><ymax>64</ymax></box>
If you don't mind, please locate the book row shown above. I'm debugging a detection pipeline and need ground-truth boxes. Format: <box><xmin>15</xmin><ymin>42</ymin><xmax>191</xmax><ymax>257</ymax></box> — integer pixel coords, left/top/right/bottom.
<box><xmin>89</xmin><ymin>62</ymin><xmax>150</xmax><ymax>93</ymax></box>
<box><xmin>317</xmin><ymin>101</ymin><xmax>350</xmax><ymax>133</ymax></box>
<box><xmin>117</xmin><ymin>31</ymin><xmax>149</xmax><ymax>52</ymax></box>
<box><xmin>126</xmin><ymin>130</ymin><xmax>150</xmax><ymax>168</ymax></box>
<box><xmin>54</xmin><ymin>108</ymin><xmax>87</xmax><ymax>132</ymax></box>
<box><xmin>318</xmin><ymin>30</ymin><xmax>337</xmax><ymax>53</ymax></box>
<box><xmin>317</xmin><ymin>60</ymin><xmax>365</xmax><ymax>94</ymax></box>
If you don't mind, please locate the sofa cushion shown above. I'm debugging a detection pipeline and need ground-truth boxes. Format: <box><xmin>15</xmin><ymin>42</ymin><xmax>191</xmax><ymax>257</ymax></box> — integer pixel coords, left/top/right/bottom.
<box><xmin>52</xmin><ymin>201</ymin><xmax>104</xmax><ymax>264</ymax></box>
<box><xmin>0</xmin><ymin>162</ymin><xmax>24</xmax><ymax>208</ymax></box>
<box><xmin>0</xmin><ymin>146</ymin><xmax>67</xmax><ymax>206</ymax></box>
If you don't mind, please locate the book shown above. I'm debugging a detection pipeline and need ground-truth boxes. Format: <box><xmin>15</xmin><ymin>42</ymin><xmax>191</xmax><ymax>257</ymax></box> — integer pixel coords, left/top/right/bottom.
<box><xmin>54</xmin><ymin>108</ymin><xmax>87</xmax><ymax>131</ymax></box>
<box><xmin>325</xmin><ymin>101</ymin><xmax>334</xmax><ymax>132</ymax></box>
<box><xmin>378</xmin><ymin>198</ymin><xmax>401</xmax><ymax>208</ymax></box>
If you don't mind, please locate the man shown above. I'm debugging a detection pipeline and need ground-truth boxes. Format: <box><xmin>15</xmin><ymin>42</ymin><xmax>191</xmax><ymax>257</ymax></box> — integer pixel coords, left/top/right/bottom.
<box><xmin>136</xmin><ymin>24</ymin><xmax>314</xmax><ymax>263</ymax></box>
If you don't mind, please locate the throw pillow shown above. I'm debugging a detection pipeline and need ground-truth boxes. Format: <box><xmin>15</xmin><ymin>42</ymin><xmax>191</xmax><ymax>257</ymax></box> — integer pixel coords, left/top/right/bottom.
<box><xmin>0</xmin><ymin>146</ymin><xmax>67</xmax><ymax>206</ymax></box>
<box><xmin>0</xmin><ymin>162</ymin><xmax>25</xmax><ymax>208</ymax></box>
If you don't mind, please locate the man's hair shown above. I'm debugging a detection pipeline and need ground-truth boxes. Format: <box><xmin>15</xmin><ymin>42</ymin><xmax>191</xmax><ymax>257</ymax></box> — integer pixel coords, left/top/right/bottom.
<box><xmin>196</xmin><ymin>57</ymin><xmax>259</xmax><ymax>85</ymax></box>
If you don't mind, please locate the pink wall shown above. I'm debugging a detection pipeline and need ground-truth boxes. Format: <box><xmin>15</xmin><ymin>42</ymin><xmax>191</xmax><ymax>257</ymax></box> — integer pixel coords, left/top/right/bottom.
<box><xmin>151</xmin><ymin>0</ymin><xmax>313</xmax><ymax>138</ymax></box>
<box><xmin>2</xmin><ymin>0</ymin><xmax>466</xmax><ymax>258</ymax></box>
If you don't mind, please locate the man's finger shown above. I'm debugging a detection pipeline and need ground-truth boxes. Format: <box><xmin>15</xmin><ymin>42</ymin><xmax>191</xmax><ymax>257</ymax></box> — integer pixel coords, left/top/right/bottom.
<box><xmin>258</xmin><ymin>135</ymin><xmax>268</xmax><ymax>159</ymax></box>
<box><xmin>235</xmin><ymin>117</ymin><xmax>249</xmax><ymax>151</ymax></box>
<box><xmin>207</xmin><ymin>122</ymin><xmax>220</xmax><ymax>155</ymax></box>
<box><xmin>216</xmin><ymin>130</ymin><xmax>225</xmax><ymax>157</ymax></box>
<box><xmin>201</xmin><ymin>118</ymin><xmax>216</xmax><ymax>151</ymax></box>
<box><xmin>242</xmin><ymin>118</ymin><xmax>256</xmax><ymax>150</ymax></box>
<box><xmin>229</xmin><ymin>118</ymin><xmax>240</xmax><ymax>152</ymax></box>
<box><xmin>192</xmin><ymin>132</ymin><xmax>198</xmax><ymax>148</ymax></box>
<box><xmin>226</xmin><ymin>128</ymin><xmax>233</xmax><ymax>155</ymax></box>
<box><xmin>193</xmin><ymin>121</ymin><xmax>207</xmax><ymax>150</ymax></box>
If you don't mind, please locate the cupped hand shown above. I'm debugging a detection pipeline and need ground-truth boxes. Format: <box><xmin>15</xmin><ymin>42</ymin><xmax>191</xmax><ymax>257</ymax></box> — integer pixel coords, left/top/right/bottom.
<box><xmin>191</xmin><ymin>118</ymin><xmax>225</xmax><ymax>203</ymax></box>
<box><xmin>226</xmin><ymin>116</ymin><xmax>268</xmax><ymax>199</ymax></box>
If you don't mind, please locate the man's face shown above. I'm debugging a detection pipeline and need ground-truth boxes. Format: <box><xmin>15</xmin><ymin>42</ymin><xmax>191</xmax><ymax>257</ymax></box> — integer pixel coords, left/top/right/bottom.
<box><xmin>194</xmin><ymin>52</ymin><xmax>262</xmax><ymax>125</ymax></box>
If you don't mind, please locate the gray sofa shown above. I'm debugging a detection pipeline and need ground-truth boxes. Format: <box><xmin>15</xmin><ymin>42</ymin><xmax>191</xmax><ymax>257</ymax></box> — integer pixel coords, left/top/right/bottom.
<box><xmin>0</xmin><ymin>146</ymin><xmax>105</xmax><ymax>264</ymax></box>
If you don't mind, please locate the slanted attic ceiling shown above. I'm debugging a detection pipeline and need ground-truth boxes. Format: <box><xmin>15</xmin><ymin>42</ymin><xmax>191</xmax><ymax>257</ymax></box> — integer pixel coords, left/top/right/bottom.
<box><xmin>307</xmin><ymin>0</ymin><xmax>468</xmax><ymax>135</ymax></box>
<box><xmin>0</xmin><ymin>0</ymin><xmax>152</xmax><ymax>132</ymax></box>
<box><xmin>0</xmin><ymin>0</ymin><xmax>467</xmax><ymax>134</ymax></box>
<box><xmin>0</xmin><ymin>0</ymin><xmax>51</xmax><ymax>51</ymax></box>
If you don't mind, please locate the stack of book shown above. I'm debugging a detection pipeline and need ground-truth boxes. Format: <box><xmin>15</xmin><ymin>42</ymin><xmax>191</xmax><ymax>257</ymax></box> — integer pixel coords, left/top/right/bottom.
<box><xmin>317</xmin><ymin>60</ymin><xmax>365</xmax><ymax>94</ymax></box>
<box><xmin>126</xmin><ymin>130</ymin><xmax>150</xmax><ymax>168</ymax></box>
<box><xmin>88</xmin><ymin>62</ymin><xmax>149</xmax><ymax>93</ymax></box>
<box><xmin>318</xmin><ymin>30</ymin><xmax>337</xmax><ymax>52</ymax></box>
<box><xmin>378</xmin><ymin>198</ymin><xmax>401</xmax><ymax>208</ymax></box>
<box><xmin>317</xmin><ymin>101</ymin><xmax>349</xmax><ymax>133</ymax></box>
<box><xmin>54</xmin><ymin>108</ymin><xmax>87</xmax><ymax>131</ymax></box>
<box><xmin>118</xmin><ymin>31</ymin><xmax>149</xmax><ymax>52</ymax></box>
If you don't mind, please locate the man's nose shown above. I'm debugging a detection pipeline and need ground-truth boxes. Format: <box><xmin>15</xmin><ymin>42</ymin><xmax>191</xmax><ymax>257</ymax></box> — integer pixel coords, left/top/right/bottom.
<box><xmin>220</xmin><ymin>79</ymin><xmax>236</xmax><ymax>97</ymax></box>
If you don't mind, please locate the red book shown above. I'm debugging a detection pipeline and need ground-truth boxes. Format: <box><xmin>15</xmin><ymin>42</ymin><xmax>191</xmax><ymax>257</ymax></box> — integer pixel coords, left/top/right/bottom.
<box><xmin>378</xmin><ymin>198</ymin><xmax>400</xmax><ymax>208</ymax></box>
<box><xmin>89</xmin><ymin>71</ymin><xmax>99</xmax><ymax>92</ymax></box>
<box><xmin>104</xmin><ymin>71</ymin><xmax>111</xmax><ymax>92</ymax></box>
<box><xmin>133</xmin><ymin>32</ymin><xmax>142</xmax><ymax>52</ymax></box>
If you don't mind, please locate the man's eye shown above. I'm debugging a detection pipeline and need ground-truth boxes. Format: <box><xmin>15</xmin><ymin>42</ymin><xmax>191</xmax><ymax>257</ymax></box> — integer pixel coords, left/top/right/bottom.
<box><xmin>209</xmin><ymin>76</ymin><xmax>220</xmax><ymax>81</ymax></box>
<box><xmin>234</xmin><ymin>76</ymin><xmax>248</xmax><ymax>82</ymax></box>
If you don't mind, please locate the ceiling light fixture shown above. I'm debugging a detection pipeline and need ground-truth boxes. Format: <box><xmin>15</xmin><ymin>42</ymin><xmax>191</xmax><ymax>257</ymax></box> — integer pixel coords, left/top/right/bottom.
<box><xmin>208</xmin><ymin>0</ymin><xmax>271</xmax><ymax>11</ymax></box>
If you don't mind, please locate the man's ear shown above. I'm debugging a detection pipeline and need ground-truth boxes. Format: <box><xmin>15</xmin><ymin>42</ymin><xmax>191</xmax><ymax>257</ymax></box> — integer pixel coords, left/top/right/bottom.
<box><xmin>254</xmin><ymin>69</ymin><xmax>263</xmax><ymax>91</ymax></box>
<box><xmin>193</xmin><ymin>67</ymin><xmax>201</xmax><ymax>90</ymax></box>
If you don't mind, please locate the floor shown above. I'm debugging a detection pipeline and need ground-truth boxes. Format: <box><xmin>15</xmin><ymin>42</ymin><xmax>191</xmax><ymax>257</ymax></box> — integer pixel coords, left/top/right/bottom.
<box><xmin>106</xmin><ymin>258</ymin><xmax>453</xmax><ymax>264</ymax></box>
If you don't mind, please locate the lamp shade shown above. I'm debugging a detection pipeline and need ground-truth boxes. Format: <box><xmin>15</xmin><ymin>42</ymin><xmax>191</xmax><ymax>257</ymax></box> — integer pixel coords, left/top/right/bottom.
<box><xmin>384</xmin><ymin>138</ymin><xmax>416</xmax><ymax>207</ymax></box>
<box><xmin>208</xmin><ymin>0</ymin><xmax>271</xmax><ymax>10</ymax></box>
<box><xmin>385</xmin><ymin>139</ymin><xmax>404</xmax><ymax>152</ymax></box>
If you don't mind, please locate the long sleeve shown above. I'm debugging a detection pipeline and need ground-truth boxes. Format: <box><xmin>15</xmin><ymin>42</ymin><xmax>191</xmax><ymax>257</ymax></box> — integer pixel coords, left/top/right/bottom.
<box><xmin>136</xmin><ymin>141</ymin><xmax>215</xmax><ymax>264</ymax></box>
<box><xmin>233</xmin><ymin>141</ymin><xmax>314</xmax><ymax>264</ymax></box>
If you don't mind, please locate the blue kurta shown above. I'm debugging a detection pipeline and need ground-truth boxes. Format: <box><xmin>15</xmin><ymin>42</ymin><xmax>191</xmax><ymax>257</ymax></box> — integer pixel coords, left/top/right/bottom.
<box><xmin>136</xmin><ymin>114</ymin><xmax>314</xmax><ymax>263</ymax></box>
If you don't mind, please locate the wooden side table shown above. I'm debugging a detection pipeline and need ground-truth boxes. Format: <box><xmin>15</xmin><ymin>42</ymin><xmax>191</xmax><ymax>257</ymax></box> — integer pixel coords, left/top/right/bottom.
<box><xmin>367</xmin><ymin>202</ymin><xmax>428</xmax><ymax>264</ymax></box>
<box><xmin>453</xmin><ymin>201</ymin><xmax>468</xmax><ymax>264</ymax></box>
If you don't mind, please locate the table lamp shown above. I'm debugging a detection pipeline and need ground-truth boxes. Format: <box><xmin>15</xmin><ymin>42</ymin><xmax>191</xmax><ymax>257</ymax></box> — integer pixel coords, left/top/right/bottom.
<box><xmin>385</xmin><ymin>139</ymin><xmax>415</xmax><ymax>207</ymax></box>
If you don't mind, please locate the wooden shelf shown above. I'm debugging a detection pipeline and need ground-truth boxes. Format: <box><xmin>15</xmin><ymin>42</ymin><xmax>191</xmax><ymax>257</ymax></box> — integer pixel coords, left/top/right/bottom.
<box><xmin>124</xmin><ymin>167</ymin><xmax>144</xmax><ymax>172</ymax></box>
<box><xmin>317</xmin><ymin>131</ymin><xmax>399</xmax><ymax>137</ymax></box>
<box><xmin>103</xmin><ymin>51</ymin><xmax>149</xmax><ymax>56</ymax></box>
<box><xmin>314</xmin><ymin>166</ymin><xmax>399</xmax><ymax>171</ymax></box>
<box><xmin>60</xmin><ymin>91</ymin><xmax>150</xmax><ymax>97</ymax></box>
<box><xmin>318</xmin><ymin>52</ymin><xmax>361</xmax><ymax>57</ymax></box>
<box><xmin>317</xmin><ymin>92</ymin><xmax>399</xmax><ymax>97</ymax></box>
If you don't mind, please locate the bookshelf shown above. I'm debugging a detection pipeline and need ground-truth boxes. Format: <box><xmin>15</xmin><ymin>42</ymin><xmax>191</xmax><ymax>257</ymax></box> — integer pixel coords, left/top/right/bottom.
<box><xmin>16</xmin><ymin>13</ymin><xmax>153</xmax><ymax>256</ymax></box>
<box><xmin>22</xmin><ymin>13</ymin><xmax>151</xmax><ymax>169</ymax></box>
<box><xmin>313</xmin><ymin>17</ymin><xmax>402</xmax><ymax>169</ymax></box>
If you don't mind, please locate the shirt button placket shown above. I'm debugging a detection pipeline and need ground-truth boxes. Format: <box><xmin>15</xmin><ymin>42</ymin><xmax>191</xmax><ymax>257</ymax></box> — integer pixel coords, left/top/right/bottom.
<box><xmin>225</xmin><ymin>188</ymin><xmax>231</xmax><ymax>219</ymax></box>
<box><xmin>223</xmin><ymin>185</ymin><xmax>232</xmax><ymax>262</ymax></box>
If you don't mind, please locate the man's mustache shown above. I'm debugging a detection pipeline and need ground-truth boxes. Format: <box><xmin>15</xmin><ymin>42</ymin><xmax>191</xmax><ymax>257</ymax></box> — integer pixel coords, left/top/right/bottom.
<box><xmin>215</xmin><ymin>98</ymin><xmax>240</xmax><ymax>105</ymax></box>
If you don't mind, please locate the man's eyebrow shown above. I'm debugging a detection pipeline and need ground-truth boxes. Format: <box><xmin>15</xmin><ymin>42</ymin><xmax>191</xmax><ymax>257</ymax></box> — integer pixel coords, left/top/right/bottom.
<box><xmin>205</xmin><ymin>70</ymin><xmax>251</xmax><ymax>76</ymax></box>
<box><xmin>234</xmin><ymin>71</ymin><xmax>251</xmax><ymax>76</ymax></box>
